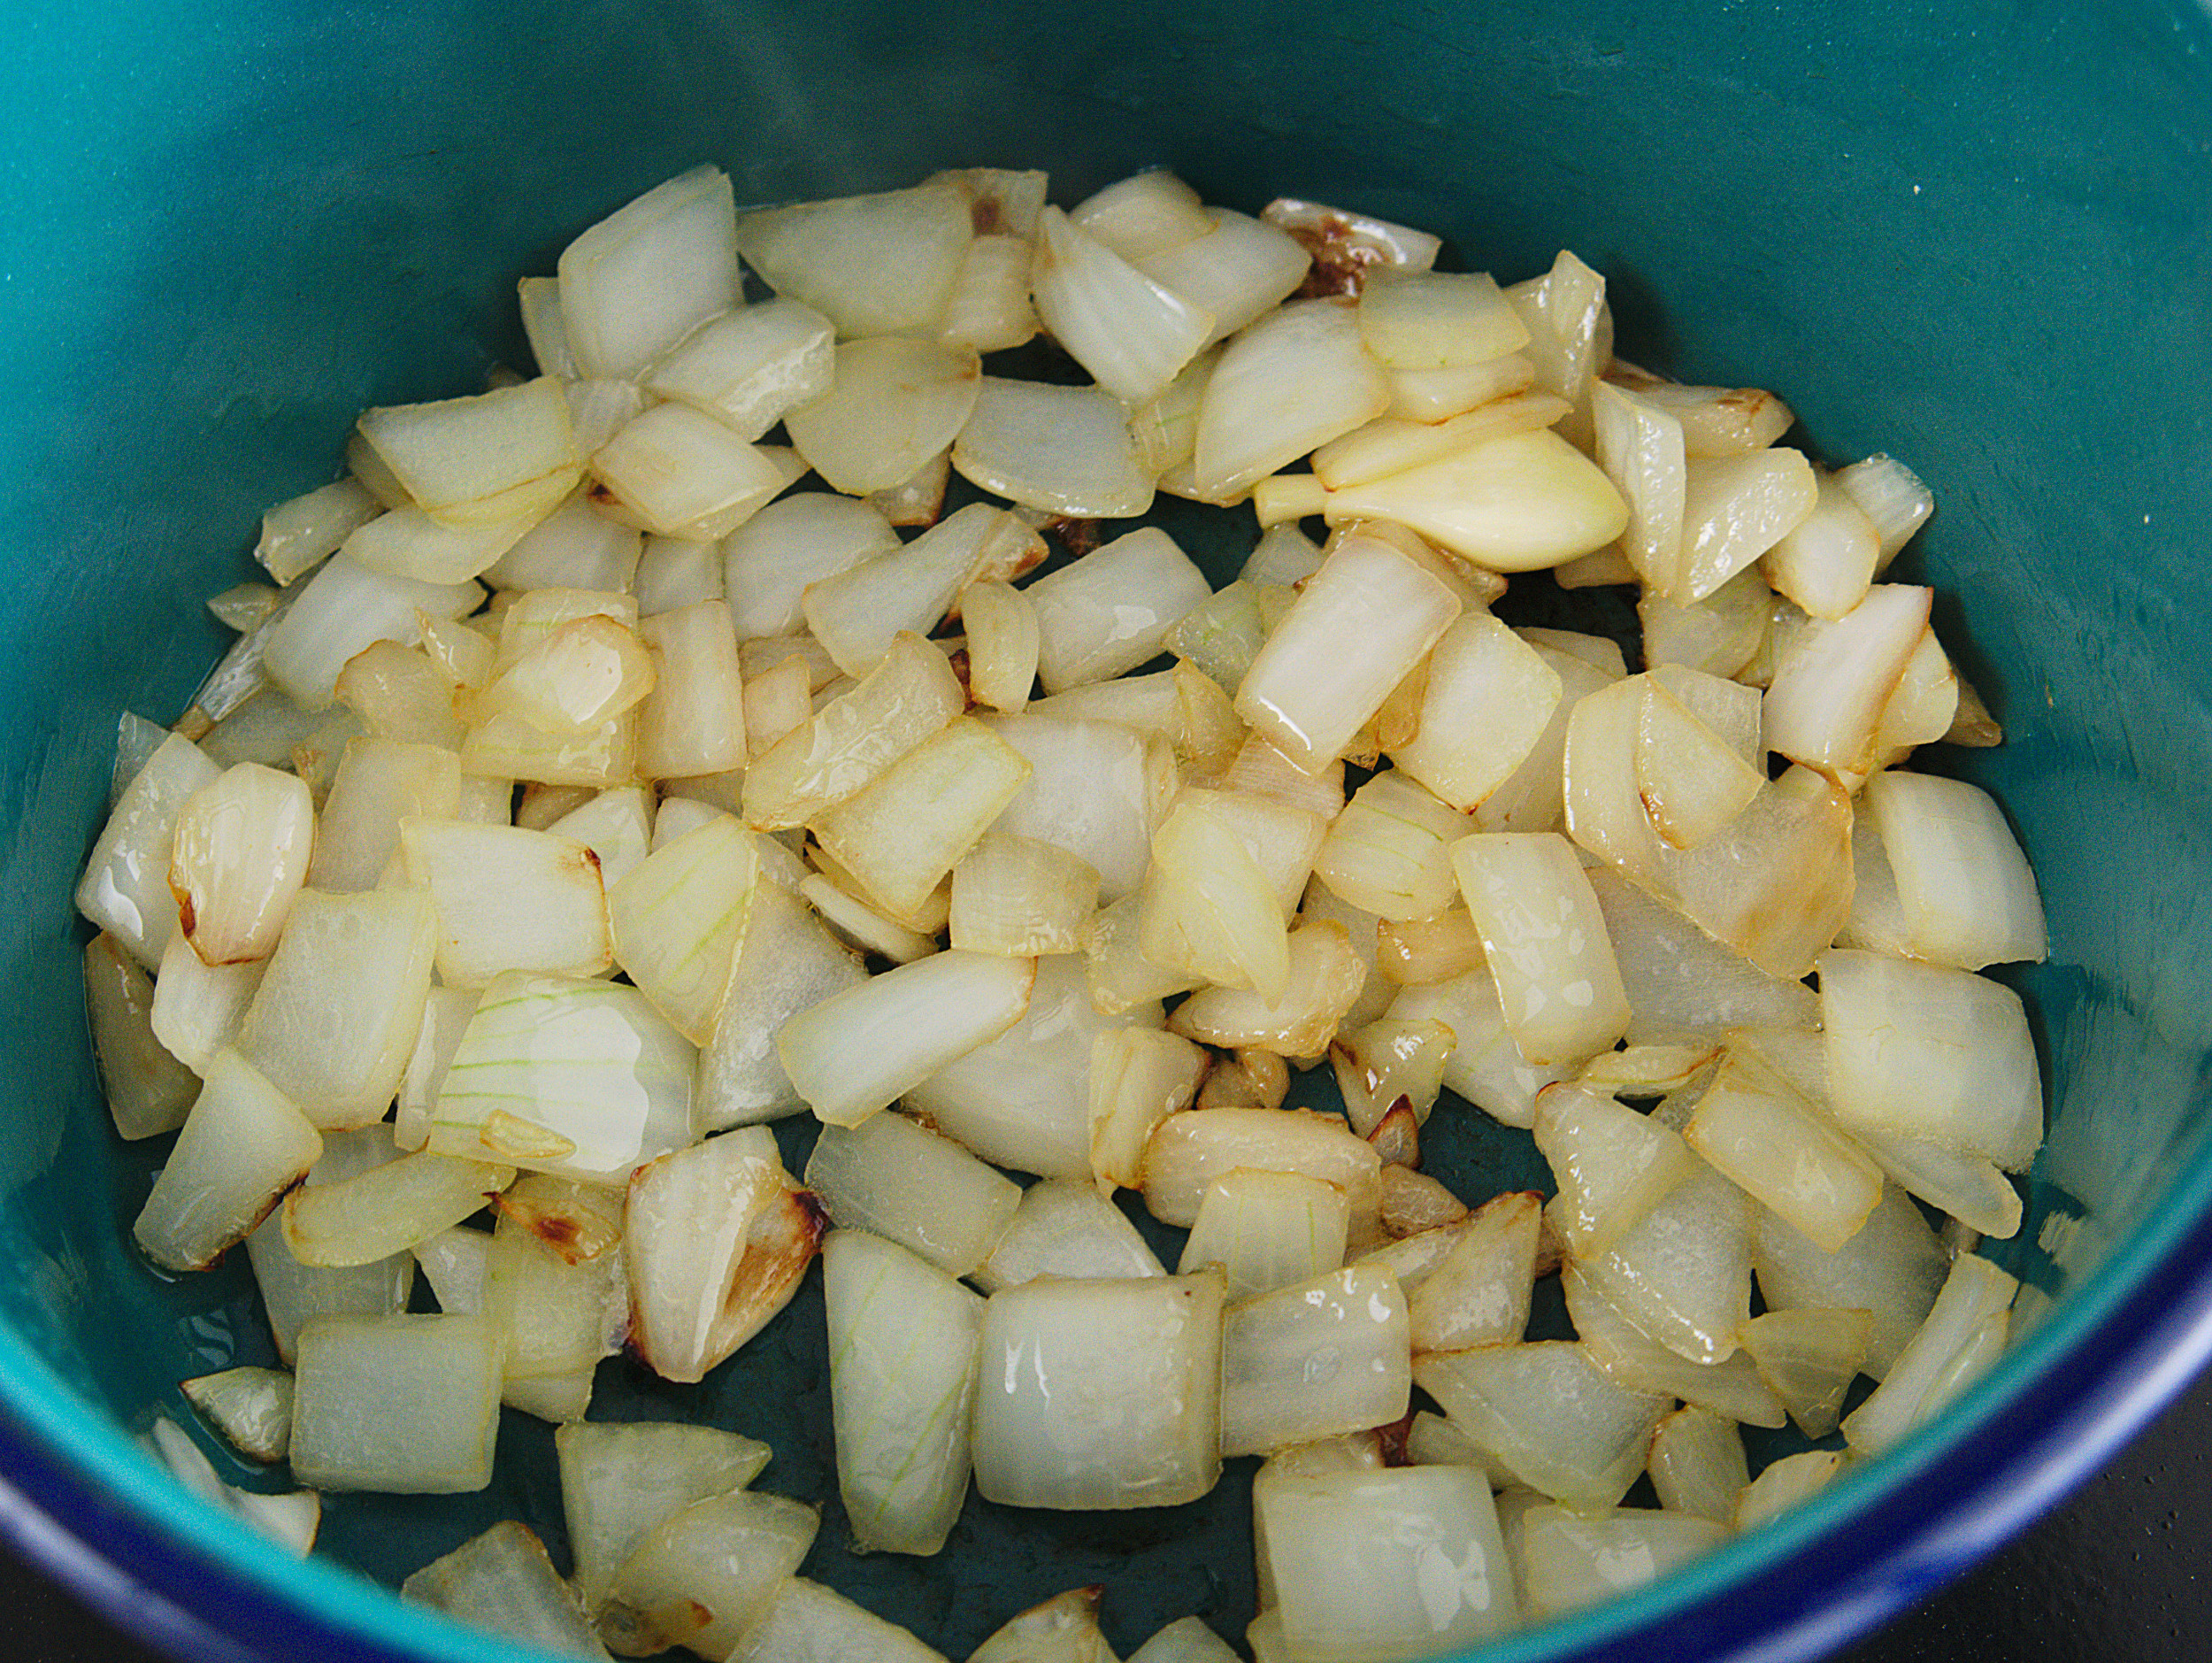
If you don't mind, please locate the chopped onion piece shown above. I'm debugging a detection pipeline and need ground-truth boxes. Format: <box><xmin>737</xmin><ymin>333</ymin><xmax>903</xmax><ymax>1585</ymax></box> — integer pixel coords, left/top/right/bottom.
<box><xmin>1389</xmin><ymin>969</ymin><xmax>1569</xmax><ymax>1129</ymax></box>
<box><xmin>1561</xmin><ymin>1259</ymin><xmax>1786</xmax><ymax>1426</ymax></box>
<box><xmin>264</xmin><ymin>554</ymin><xmax>484</xmax><ymax>712</ymax></box>
<box><xmin>820</xmin><ymin>1228</ymin><xmax>981</xmax><ymax>1556</ymax></box>
<box><xmin>1518</xmin><ymin>1505</ymin><xmax>1726</xmax><ymax>1621</ymax></box>
<box><xmin>972</xmin><ymin>1271</ymin><xmax>1225</xmax><ymax>1510</ymax></box>
<box><xmin>133</xmin><ymin>1048</ymin><xmax>323</xmax><ymax>1272</ymax></box>
<box><xmin>355</xmin><ymin>378</ymin><xmax>580</xmax><ymax>530</ymax></box>
<box><xmin>1027</xmin><ymin>527</ymin><xmax>1211</xmax><ymax>692</ymax></box>
<box><xmin>1168</xmin><ymin>919</ymin><xmax>1369</xmax><ymax>1057</ymax></box>
<box><xmin>1453</xmin><ymin>830</ymin><xmax>1632</xmax><ymax>1067</ymax></box>
<box><xmin>1194</xmin><ymin>299</ymin><xmax>1389</xmax><ymax>499</ymax></box>
<box><xmin>557</xmin><ymin>1420</ymin><xmax>772</xmax><ymax>1611</ymax></box>
<box><xmin>78</xmin><ymin>733</ymin><xmax>221</xmax><ymax>969</ymax></box>
<box><xmin>590</xmin><ymin>403</ymin><xmax>785</xmax><ymax>540</ymax></box>
<box><xmin>257</xmin><ymin>478</ymin><xmax>380</xmax><ymax>586</ymax></box>
<box><xmin>1569</xmin><ymin>1151</ymin><xmax>1753</xmax><ymax>1366</ymax></box>
<box><xmin>803</xmin><ymin>503</ymin><xmax>1033</xmax><ymax>678</ymax></box>
<box><xmin>1235</xmin><ymin>530</ymin><xmax>1461</xmax><ymax>774</ymax></box>
<box><xmin>402</xmin><ymin>819</ymin><xmax>611</xmax><ymax>987</ymax></box>
<box><xmin>401</xmin><ymin>1521</ymin><xmax>608</xmax><ymax>1660</ymax></box>
<box><xmin>86</xmin><ymin>934</ymin><xmax>199</xmax><ymax>1137</ymax></box>
<box><xmin>1358</xmin><ymin>268</ymin><xmax>1529</xmax><ymax>368</ymax></box>
<box><xmin>1836</xmin><ymin>453</ymin><xmax>1934</xmax><ymax>570</ymax></box>
<box><xmin>1684</xmin><ymin>1050</ymin><xmax>1883</xmax><ymax>1252</ymax></box>
<box><xmin>558</xmin><ymin>166</ymin><xmax>740</xmax><ymax>380</ymax></box>
<box><xmin>1647</xmin><ymin>1405</ymin><xmax>1747</xmax><ymax>1524</ymax></box>
<box><xmin>1389</xmin><ymin>613</ymin><xmax>1562</xmax><ymax>812</ymax></box>
<box><xmin>1532</xmin><ymin>1082</ymin><xmax>1695</xmax><ymax>1259</ymax></box>
<box><xmin>953</xmin><ymin>379</ymin><xmax>1153</xmax><ymax>520</ymax></box>
<box><xmin>1071</xmin><ymin>170</ymin><xmax>1210</xmax><ymax>261</ymax></box>
<box><xmin>1763</xmin><ymin>584</ymin><xmax>1933</xmax><ymax>778</ymax></box>
<box><xmin>607</xmin><ymin>1489</ymin><xmax>818</xmax><ymax>1660</ymax></box>
<box><xmin>631</xmin><ymin>600</ymin><xmax>746</xmax><ymax>780</ymax></box>
<box><xmin>1740</xmin><ymin>1305</ymin><xmax>1873</xmax><ymax>1438</ymax></box>
<box><xmin>1841</xmin><ymin>1252</ymin><xmax>2016</xmax><ymax>1456</ymax></box>
<box><xmin>778</xmin><ymin>948</ymin><xmax>1033</xmax><ymax>1128</ymax></box>
<box><xmin>180</xmin><ymin>1366</ymin><xmax>293</xmax><ymax>1464</ymax></box>
<box><xmin>969</xmin><ymin>1589</ymin><xmax>1111</xmax><ymax>1663</ymax></box>
<box><xmin>743</xmin><ymin>631</ymin><xmax>964</xmax><ymax>829</ymax></box>
<box><xmin>429</xmin><ymin>971</ymin><xmax>696</xmax><ymax>1183</ymax></box>
<box><xmin>1413</xmin><ymin>1342</ymin><xmax>1667</xmax><ymax>1511</ymax></box>
<box><xmin>806</xmin><ymin>1113</ymin><xmax>1018</xmax><ymax>1278</ymax></box>
<box><xmin>1179</xmin><ymin>1169</ymin><xmax>1351</xmax><ymax>1303</ymax></box>
<box><xmin>810</xmin><ymin>716</ymin><xmax>1031</xmax><ymax>918</ymax></box>
<box><xmin>1409</xmin><ymin>1190</ymin><xmax>1540</xmax><ymax>1353</ymax></box>
<box><xmin>735</xmin><ymin>181</ymin><xmax>971</xmax><ymax>338</ymax></box>
<box><xmin>949</xmin><ymin>833</ymin><xmax>1100</xmax><ymax>957</ymax></box>
<box><xmin>1751</xmin><ymin>1181</ymin><xmax>1947</xmax><ymax>1380</ymax></box>
<box><xmin>150</xmin><ymin>927</ymin><xmax>263</xmax><ymax>1077</ymax></box>
<box><xmin>1505</xmin><ymin>250</ymin><xmax>1609</xmax><ymax>449</ymax></box>
<box><xmin>1315</xmin><ymin>771</ymin><xmax>1471</xmax><ymax>923</ymax></box>
<box><xmin>695</xmin><ymin>874</ymin><xmax>869</xmax><ymax>1129</ymax></box>
<box><xmin>973</xmin><ymin>1185</ymin><xmax>1166</xmax><ymax>1302</ymax></box>
<box><xmin>1386</xmin><ymin>355</ymin><xmax>1539</xmax><ymax>421</ymax></box>
<box><xmin>624</xmin><ymin>1127</ymin><xmax>790</xmax><ymax>1382</ymax></box>
<box><xmin>1221</xmin><ymin>1263</ymin><xmax>1409</xmax><ymax>1458</ymax></box>
<box><xmin>1863</xmin><ymin>768</ymin><xmax>2046</xmax><ymax>969</ymax></box>
<box><xmin>289</xmin><ymin>1313</ymin><xmax>504</xmax><ymax>1492</ymax></box>
<box><xmin>1605</xmin><ymin>366</ymin><xmax>1794</xmax><ymax>458</ymax></box>
<box><xmin>1676</xmin><ymin>448</ymin><xmax>1819</xmax><ymax>602</ymax></box>
<box><xmin>1126</xmin><ymin>1615</ymin><xmax>1239</xmax><ymax>1663</ymax></box>
<box><xmin>1136</xmin><ymin>209</ymin><xmax>1310</xmax><ymax>347</ymax></box>
<box><xmin>1141</xmin><ymin>1106</ymin><xmax>1382</xmax><ymax>1251</ymax></box>
<box><xmin>1263</xmin><ymin>197</ymin><xmax>1440</xmax><ymax>281</ymax></box>
<box><xmin>1033</xmin><ymin>206</ymin><xmax>1213</xmax><ymax>404</ymax></box>
<box><xmin>1819</xmin><ymin>948</ymin><xmax>2042</xmax><ymax>1169</ymax></box>
<box><xmin>646</xmin><ymin>298</ymin><xmax>834</xmax><ymax>441</ymax></box>
<box><xmin>785</xmin><ymin>335</ymin><xmax>981</xmax><ymax>497</ymax></box>
<box><xmin>282</xmin><ymin>1150</ymin><xmax>514</xmax><ymax>1268</ymax></box>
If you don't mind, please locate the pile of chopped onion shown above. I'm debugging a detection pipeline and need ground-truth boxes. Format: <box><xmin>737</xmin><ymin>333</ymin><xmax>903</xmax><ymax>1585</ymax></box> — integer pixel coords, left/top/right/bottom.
<box><xmin>80</xmin><ymin>160</ymin><xmax>2045</xmax><ymax>1663</ymax></box>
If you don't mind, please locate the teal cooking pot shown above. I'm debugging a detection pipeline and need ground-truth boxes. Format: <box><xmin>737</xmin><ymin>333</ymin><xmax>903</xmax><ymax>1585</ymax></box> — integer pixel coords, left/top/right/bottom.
<box><xmin>4</xmin><ymin>2</ymin><xmax>2212</xmax><ymax>1659</ymax></box>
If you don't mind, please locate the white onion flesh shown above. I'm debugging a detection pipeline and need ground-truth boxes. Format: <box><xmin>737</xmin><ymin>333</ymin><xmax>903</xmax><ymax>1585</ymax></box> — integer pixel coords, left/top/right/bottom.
<box><xmin>1025</xmin><ymin>527</ymin><xmax>1212</xmax><ymax>692</ymax></box>
<box><xmin>554</xmin><ymin>1420</ymin><xmax>771</xmax><ymax>1610</ymax></box>
<box><xmin>606</xmin><ymin>1488</ymin><xmax>818</xmax><ymax>1659</ymax></box>
<box><xmin>972</xmin><ymin>1271</ymin><xmax>1224</xmax><ymax>1510</ymax></box>
<box><xmin>1413</xmin><ymin>1342</ymin><xmax>1668</xmax><ymax>1512</ymax></box>
<box><xmin>1032</xmin><ymin>206</ymin><xmax>1213</xmax><ymax>404</ymax></box>
<box><xmin>953</xmin><ymin>378</ymin><xmax>1154</xmax><ymax>520</ymax></box>
<box><xmin>1223</xmin><ymin>1280</ymin><xmax>1405</xmax><ymax>1470</ymax></box>
<box><xmin>1518</xmin><ymin>1505</ymin><xmax>1727</xmax><ymax>1622</ymax></box>
<box><xmin>741</xmin><ymin>631</ymin><xmax>963</xmax><ymax>829</ymax></box>
<box><xmin>806</xmin><ymin>1112</ymin><xmax>1019</xmax><ymax>1278</ymax></box>
<box><xmin>558</xmin><ymin>166</ymin><xmax>740</xmax><ymax>381</ymax></box>
<box><xmin>978</xmin><ymin>1178</ymin><xmax>1166</xmax><ymax>1292</ymax></box>
<box><xmin>1751</xmin><ymin>1182</ymin><xmax>1948</xmax><ymax>1380</ymax></box>
<box><xmin>1179</xmin><ymin>1168</ymin><xmax>1352</xmax><ymax>1304</ymax></box>
<box><xmin>1646</xmin><ymin>1405</ymin><xmax>1748</xmax><ymax>1524</ymax></box>
<box><xmin>785</xmin><ymin>335</ymin><xmax>981</xmax><ymax>497</ymax></box>
<box><xmin>289</xmin><ymin>1313</ymin><xmax>505</xmax><ymax>1492</ymax></box>
<box><xmin>802</xmin><ymin>503</ymin><xmax>1032</xmax><ymax>678</ymax></box>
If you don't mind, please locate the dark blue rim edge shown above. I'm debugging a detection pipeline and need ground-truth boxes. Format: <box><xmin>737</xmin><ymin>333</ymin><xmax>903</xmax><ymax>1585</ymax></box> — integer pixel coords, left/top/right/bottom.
<box><xmin>2</xmin><ymin>1140</ymin><xmax>2211</xmax><ymax>1663</ymax></box>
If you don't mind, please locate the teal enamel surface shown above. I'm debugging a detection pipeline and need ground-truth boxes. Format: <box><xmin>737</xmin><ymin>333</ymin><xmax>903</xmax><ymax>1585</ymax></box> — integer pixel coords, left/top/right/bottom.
<box><xmin>4</xmin><ymin>2</ymin><xmax>2212</xmax><ymax>1659</ymax></box>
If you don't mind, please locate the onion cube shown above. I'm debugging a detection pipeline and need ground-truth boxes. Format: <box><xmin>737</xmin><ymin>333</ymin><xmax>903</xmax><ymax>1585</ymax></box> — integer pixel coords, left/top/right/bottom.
<box><xmin>1220</xmin><ymin>1263</ymin><xmax>1409</xmax><ymax>1458</ymax></box>
<box><xmin>972</xmin><ymin>1271</ymin><xmax>1224</xmax><ymax>1510</ymax></box>
<box><xmin>288</xmin><ymin>1313</ymin><xmax>505</xmax><ymax>1492</ymax></box>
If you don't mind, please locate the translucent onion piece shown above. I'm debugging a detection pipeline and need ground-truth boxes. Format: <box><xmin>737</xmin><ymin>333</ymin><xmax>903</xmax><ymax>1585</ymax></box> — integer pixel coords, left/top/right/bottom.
<box><xmin>1032</xmin><ymin>206</ymin><xmax>1213</xmax><ymax>404</ymax></box>
<box><xmin>1818</xmin><ymin>948</ymin><xmax>2042</xmax><ymax>1169</ymax></box>
<box><xmin>632</xmin><ymin>599</ymin><xmax>747</xmax><ymax>781</ymax></box>
<box><xmin>1141</xmin><ymin>1106</ymin><xmax>1383</xmax><ymax>1248</ymax></box>
<box><xmin>1603</xmin><ymin>366</ymin><xmax>1794</xmax><ymax>458</ymax></box>
<box><xmin>1235</xmin><ymin>531</ymin><xmax>1462</xmax><ymax>774</ymax></box>
<box><xmin>624</xmin><ymin>1127</ymin><xmax>789</xmax><ymax>1382</ymax></box>
<box><xmin>1389</xmin><ymin>970</ymin><xmax>1569</xmax><ymax>1130</ymax></box>
<box><xmin>556</xmin><ymin>1420</ymin><xmax>772</xmax><ymax>1611</ymax></box>
<box><xmin>1357</xmin><ymin>268</ymin><xmax>1528</xmax><ymax>368</ymax></box>
<box><xmin>722</xmin><ymin>495</ymin><xmax>900</xmax><ymax>643</ymax></box>
<box><xmin>985</xmin><ymin>713</ymin><xmax>1155</xmax><ymax>904</ymax></box>
<box><xmin>1760</xmin><ymin>470</ymin><xmax>1879</xmax><ymax>621</ymax></box>
<box><xmin>1635</xmin><ymin>679</ymin><xmax>1763</xmax><ymax>851</ymax></box>
<box><xmin>1194</xmin><ymin>299</ymin><xmax>1389</xmax><ymax>499</ymax></box>
<box><xmin>778</xmin><ymin>948</ymin><xmax>1034</xmax><ymax>1128</ymax></box>
<box><xmin>1560</xmin><ymin>1259</ymin><xmax>1786</xmax><ymax>1427</ymax></box>
<box><xmin>1532</xmin><ymin>1082</ymin><xmax>1696</xmax><ymax>1260</ymax></box>
<box><xmin>558</xmin><ymin>166</ymin><xmax>740</xmax><ymax>380</ymax></box>
<box><xmin>695</xmin><ymin>874</ymin><xmax>868</xmax><ymax>1129</ymax></box>
<box><xmin>1586</xmin><ymin>866</ymin><xmax>1819</xmax><ymax>1043</ymax></box>
<box><xmin>1263</xmin><ymin>197</ymin><xmax>1440</xmax><ymax>281</ymax></box>
<box><xmin>978</xmin><ymin>1179</ymin><xmax>1166</xmax><ymax>1292</ymax></box>
<box><xmin>1386</xmin><ymin>356</ymin><xmax>1538</xmax><ymax>421</ymax></box>
<box><xmin>1841</xmin><ymin>1252</ymin><xmax>2017</xmax><ymax>1456</ymax></box>
<box><xmin>1167</xmin><ymin>918</ymin><xmax>1369</xmax><ymax>1058</ymax></box>
<box><xmin>953</xmin><ymin>378</ymin><xmax>1154</xmax><ymax>520</ymax></box>
<box><xmin>590</xmin><ymin>403</ymin><xmax>785</xmax><ymax>540</ymax></box>
<box><xmin>1137</xmin><ymin>209</ymin><xmax>1310</xmax><ymax>347</ymax></box>
<box><xmin>785</xmin><ymin>335</ymin><xmax>982</xmax><ymax>497</ymax></box>
<box><xmin>1751</xmin><ymin>1182</ymin><xmax>1947</xmax><ymax>1380</ymax></box>
<box><xmin>401</xmin><ymin>1521</ymin><xmax>609</xmax><ymax>1660</ymax></box>
<box><xmin>86</xmin><ymin>935</ymin><xmax>198</xmax><ymax>1138</ymax></box>
<box><xmin>607</xmin><ymin>1490</ymin><xmax>819</xmax><ymax>1661</ymax></box>
<box><xmin>806</xmin><ymin>1113</ymin><xmax>1018</xmax><ymax>1278</ymax></box>
<box><xmin>257</xmin><ymin>477</ymin><xmax>380</xmax><ymax>585</ymax></box>
<box><xmin>282</xmin><ymin>1151</ymin><xmax>514</xmax><ymax>1269</ymax></box>
<box><xmin>949</xmin><ymin>832</ymin><xmax>1101</xmax><ymax>957</ymax></box>
<box><xmin>1453</xmin><ymin>832</ymin><xmax>1632</xmax><ymax>1067</ymax></box>
<box><xmin>477</xmin><ymin>612</ymin><xmax>656</xmax><ymax>739</ymax></box>
<box><xmin>429</xmin><ymin>971</ymin><xmax>697</xmax><ymax>1184</ymax></box>
<box><xmin>264</xmin><ymin>555</ymin><xmax>483</xmax><ymax>712</ymax></box>
<box><xmin>1763</xmin><ymin>584</ymin><xmax>1933</xmax><ymax>778</ymax></box>
<box><xmin>311</xmin><ymin>738</ymin><xmax>462</xmax><ymax>893</ymax></box>
<box><xmin>1125</xmin><ymin>1614</ymin><xmax>1240</xmax><ymax>1663</ymax></box>
<box><xmin>1140</xmin><ymin>789</ymin><xmax>1294</xmax><ymax>997</ymax></box>
<box><xmin>180</xmin><ymin>1366</ymin><xmax>294</xmax><ymax>1464</ymax></box>
<box><xmin>234</xmin><ymin>887</ymin><xmax>436</xmax><ymax>1129</ymax></box>
<box><xmin>78</xmin><ymin>732</ymin><xmax>221</xmax><ymax>969</ymax></box>
<box><xmin>1646</xmin><ymin>1405</ymin><xmax>1747</xmax><ymax>1524</ymax></box>
<box><xmin>356</xmin><ymin>377</ymin><xmax>580</xmax><ymax>531</ymax></box>
<box><xmin>969</xmin><ymin>1588</ymin><xmax>1112</xmax><ymax>1663</ymax></box>
<box><xmin>1740</xmin><ymin>1305</ymin><xmax>1873</xmax><ymax>1438</ymax></box>
<box><xmin>1836</xmin><ymin>453</ymin><xmax>1935</xmax><ymax>570</ymax></box>
<box><xmin>1315</xmin><ymin>771</ymin><xmax>1471</xmax><ymax>923</ymax></box>
<box><xmin>733</xmin><ymin>181</ymin><xmax>971</xmax><ymax>338</ymax></box>
<box><xmin>148</xmin><ymin>900</ymin><xmax>265</xmax><ymax>1074</ymax></box>
<box><xmin>646</xmin><ymin>298</ymin><xmax>834</xmax><ymax>442</ymax></box>
<box><xmin>1221</xmin><ymin>1263</ymin><xmax>1409</xmax><ymax>1458</ymax></box>
<box><xmin>742</xmin><ymin>632</ymin><xmax>964</xmax><ymax>830</ymax></box>
<box><xmin>1591</xmin><ymin>380</ymin><xmax>1687</xmax><ymax>591</ymax></box>
<box><xmin>1733</xmin><ymin>1448</ymin><xmax>1845</xmax><ymax>1532</ymax></box>
<box><xmin>972</xmin><ymin>1270</ymin><xmax>1225</xmax><ymax>1510</ymax></box>
<box><xmin>1676</xmin><ymin>448</ymin><xmax>1818</xmax><ymax>602</ymax></box>
<box><xmin>1026</xmin><ymin>527</ymin><xmax>1212</xmax><ymax>692</ymax></box>
<box><xmin>802</xmin><ymin>503</ymin><xmax>1032</xmax><ymax>679</ymax></box>
<box><xmin>1390</xmin><ymin>613</ymin><xmax>1562</xmax><ymax>812</ymax></box>
<box><xmin>1684</xmin><ymin>1051</ymin><xmax>1883</xmax><ymax>1253</ymax></box>
<box><xmin>1517</xmin><ymin>1505</ymin><xmax>1726</xmax><ymax>1622</ymax></box>
<box><xmin>402</xmin><ymin>819</ymin><xmax>612</xmax><ymax>987</ymax></box>
<box><xmin>810</xmin><ymin>717</ymin><xmax>1033</xmax><ymax>919</ymax></box>
<box><xmin>1863</xmin><ymin>768</ymin><xmax>2047</xmax><ymax>969</ymax></box>
<box><xmin>1313</xmin><ymin>390</ymin><xmax>1571</xmax><ymax>492</ymax></box>
<box><xmin>133</xmin><ymin>1048</ymin><xmax>323</xmax><ymax>1272</ymax></box>
<box><xmin>730</xmin><ymin>1578</ymin><xmax>950</xmax><ymax>1663</ymax></box>
<box><xmin>288</xmin><ymin>1313</ymin><xmax>505</xmax><ymax>1492</ymax></box>
<box><xmin>1070</xmin><ymin>170</ymin><xmax>1211</xmax><ymax>262</ymax></box>
<box><xmin>1258</xmin><ymin>1466</ymin><xmax>1517</xmax><ymax>1662</ymax></box>
<box><xmin>821</xmin><ymin>1229</ymin><xmax>982</xmax><ymax>1556</ymax></box>
<box><xmin>1413</xmin><ymin>1343</ymin><xmax>1668</xmax><ymax>1513</ymax></box>
<box><xmin>1179</xmin><ymin>1169</ymin><xmax>1352</xmax><ymax>1304</ymax></box>
<box><xmin>1409</xmin><ymin>1190</ymin><xmax>1540</xmax><ymax>1353</ymax></box>
<box><xmin>1568</xmin><ymin>1152</ymin><xmax>1754</xmax><ymax>1367</ymax></box>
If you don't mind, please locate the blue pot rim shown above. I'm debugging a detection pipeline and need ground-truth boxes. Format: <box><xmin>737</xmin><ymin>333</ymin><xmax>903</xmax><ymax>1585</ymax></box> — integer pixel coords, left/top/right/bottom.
<box><xmin>2</xmin><ymin>1133</ymin><xmax>2211</xmax><ymax>1663</ymax></box>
